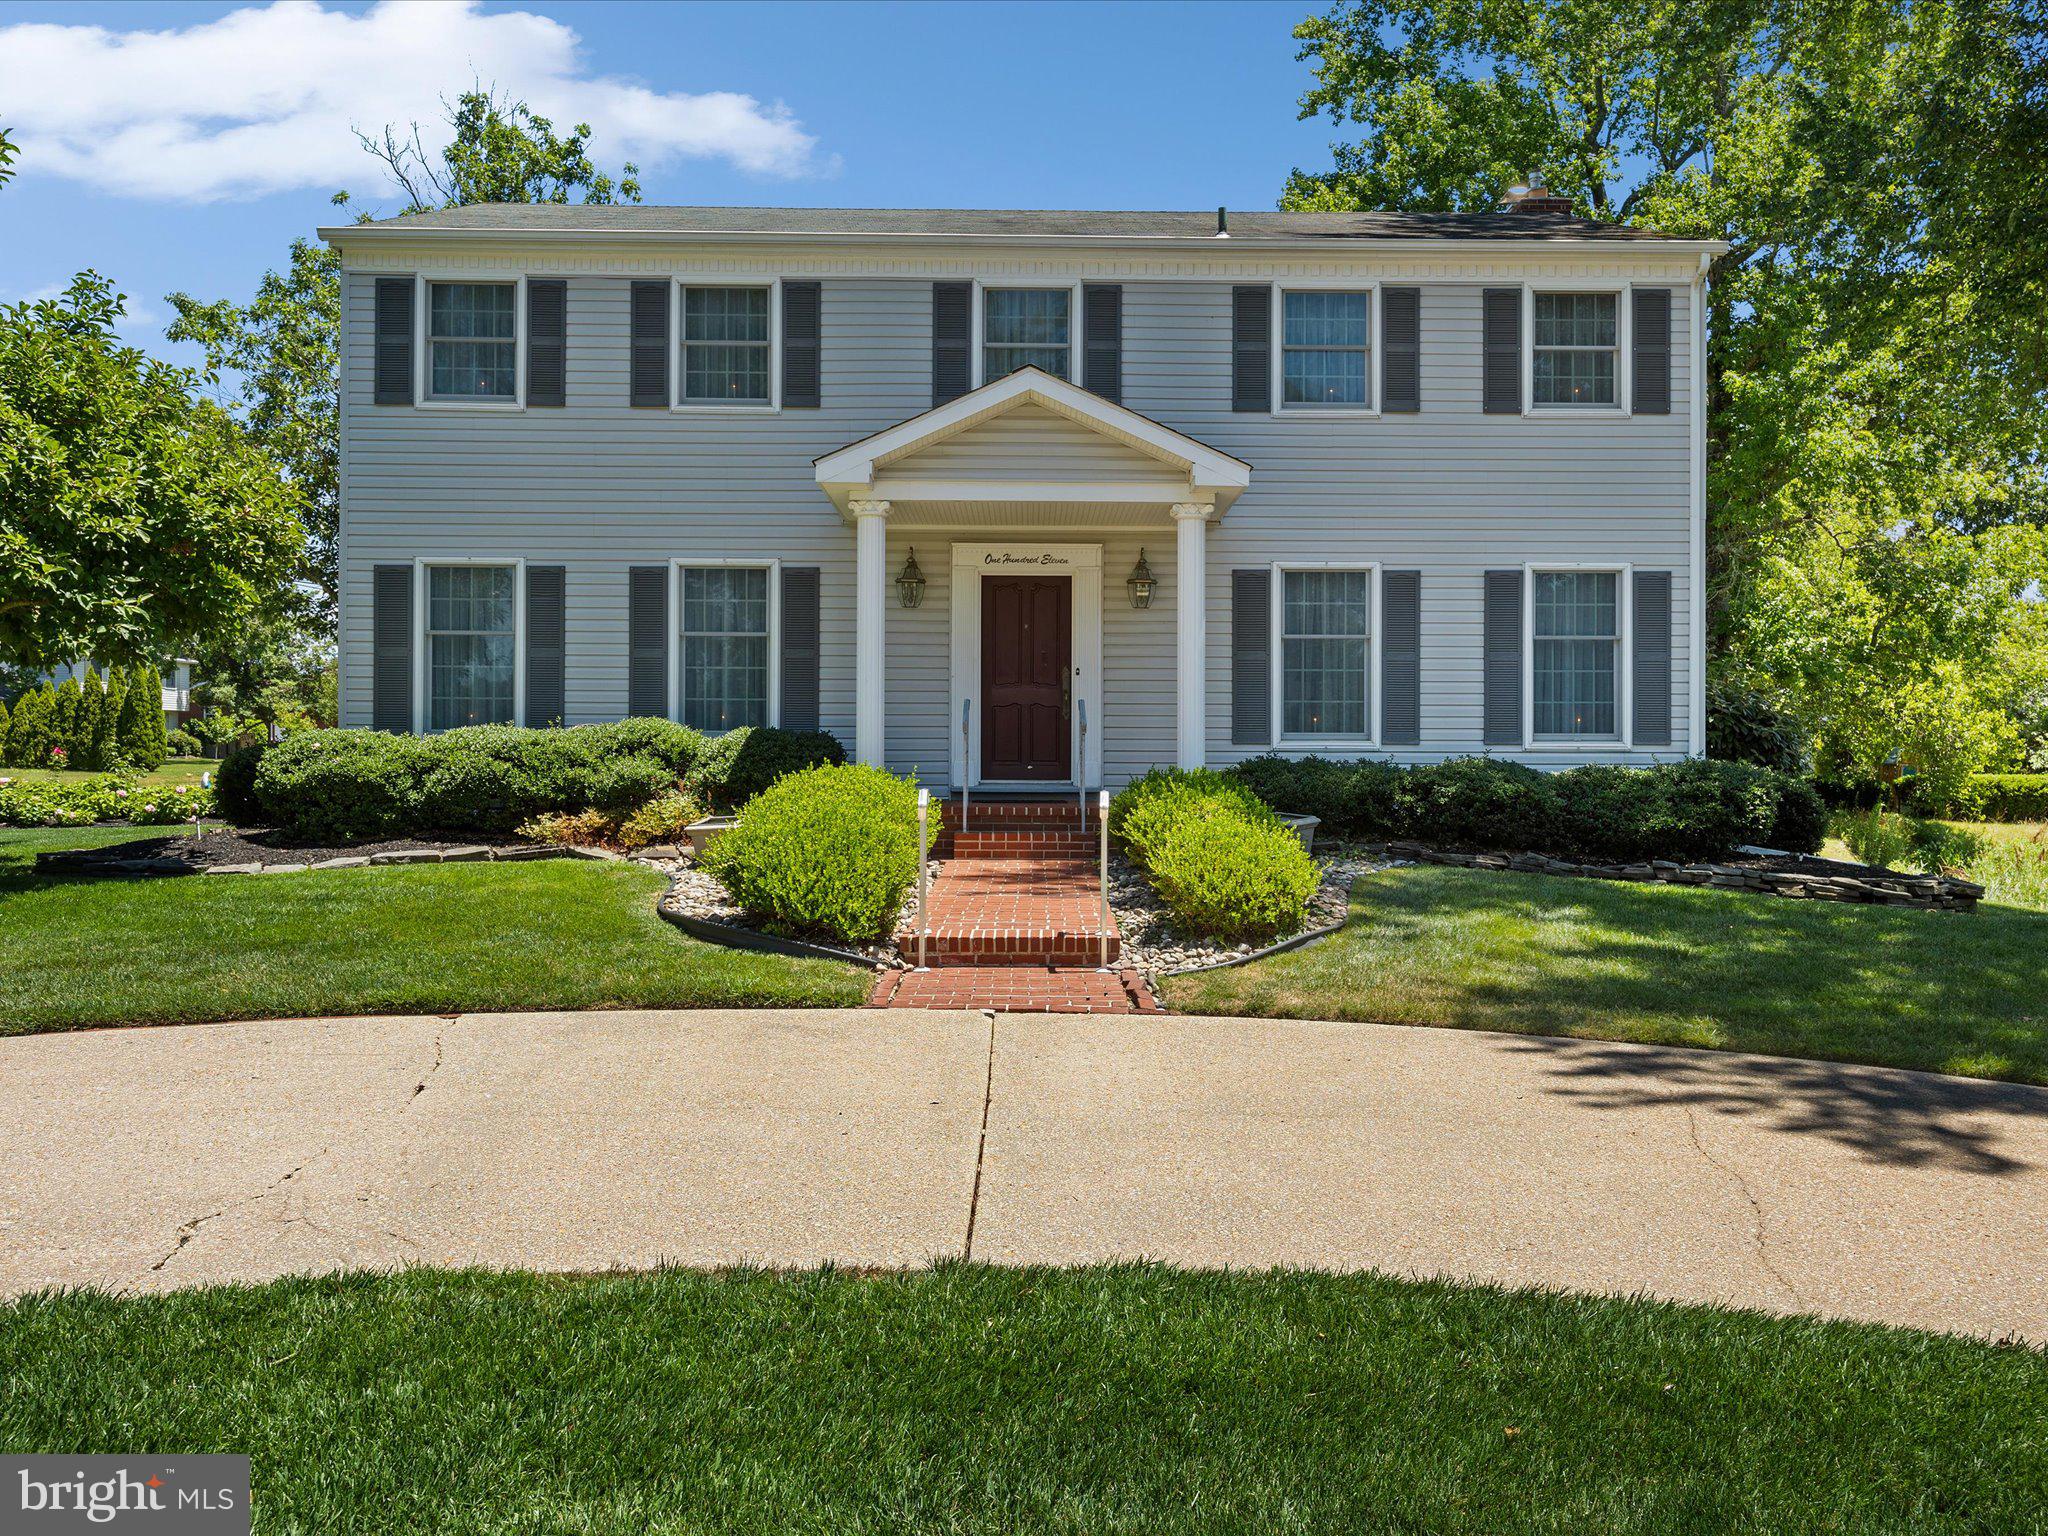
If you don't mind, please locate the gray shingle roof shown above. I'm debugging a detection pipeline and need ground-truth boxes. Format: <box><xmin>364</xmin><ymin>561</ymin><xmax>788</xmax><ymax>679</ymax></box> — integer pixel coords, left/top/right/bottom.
<box><xmin>337</xmin><ymin>204</ymin><xmax>1694</xmax><ymax>243</ymax></box>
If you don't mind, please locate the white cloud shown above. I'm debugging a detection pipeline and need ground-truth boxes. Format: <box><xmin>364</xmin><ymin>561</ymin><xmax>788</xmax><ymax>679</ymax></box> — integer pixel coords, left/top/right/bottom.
<box><xmin>0</xmin><ymin>0</ymin><xmax>832</xmax><ymax>202</ymax></box>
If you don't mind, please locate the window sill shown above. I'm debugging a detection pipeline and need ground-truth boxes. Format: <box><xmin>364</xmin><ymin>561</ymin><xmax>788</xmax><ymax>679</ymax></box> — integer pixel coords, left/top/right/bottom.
<box><xmin>1524</xmin><ymin>405</ymin><xmax>1630</xmax><ymax>417</ymax></box>
<box><xmin>1275</xmin><ymin>737</ymin><xmax>1378</xmax><ymax>753</ymax></box>
<box><xmin>1272</xmin><ymin>406</ymin><xmax>1380</xmax><ymax>419</ymax></box>
<box><xmin>1524</xmin><ymin>739</ymin><xmax>1630</xmax><ymax>751</ymax></box>
<box><xmin>417</xmin><ymin>400</ymin><xmax>525</xmax><ymax>412</ymax></box>
<box><xmin>670</xmin><ymin>403</ymin><xmax>780</xmax><ymax>415</ymax></box>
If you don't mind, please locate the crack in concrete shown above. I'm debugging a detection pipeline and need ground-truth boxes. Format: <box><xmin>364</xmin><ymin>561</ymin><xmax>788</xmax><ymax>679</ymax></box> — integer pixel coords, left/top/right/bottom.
<box><xmin>1679</xmin><ymin>1100</ymin><xmax>1803</xmax><ymax>1306</ymax></box>
<box><xmin>962</xmin><ymin>1011</ymin><xmax>997</xmax><ymax>1260</ymax></box>
<box><xmin>150</xmin><ymin>1023</ymin><xmax>453</xmax><ymax>1275</ymax></box>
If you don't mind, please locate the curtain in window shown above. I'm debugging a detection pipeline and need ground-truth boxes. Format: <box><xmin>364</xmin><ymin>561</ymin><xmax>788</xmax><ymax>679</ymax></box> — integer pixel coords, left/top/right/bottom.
<box><xmin>1532</xmin><ymin>570</ymin><xmax>1619</xmax><ymax>735</ymax></box>
<box><xmin>983</xmin><ymin>289</ymin><xmax>1070</xmax><ymax>381</ymax></box>
<box><xmin>428</xmin><ymin>566</ymin><xmax>516</xmax><ymax>729</ymax></box>
<box><xmin>1532</xmin><ymin>293</ymin><xmax>1617</xmax><ymax>405</ymax></box>
<box><xmin>682</xmin><ymin>567</ymin><xmax>770</xmax><ymax>729</ymax></box>
<box><xmin>429</xmin><ymin>283</ymin><xmax>516</xmax><ymax>398</ymax></box>
<box><xmin>683</xmin><ymin>287</ymin><xmax>771</xmax><ymax>402</ymax></box>
<box><xmin>1282</xmin><ymin>569</ymin><xmax>1371</xmax><ymax>736</ymax></box>
<box><xmin>1282</xmin><ymin>291</ymin><xmax>1369</xmax><ymax>405</ymax></box>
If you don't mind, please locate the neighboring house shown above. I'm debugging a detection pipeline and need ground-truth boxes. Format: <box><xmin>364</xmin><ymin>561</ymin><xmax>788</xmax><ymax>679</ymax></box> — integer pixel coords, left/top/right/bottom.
<box><xmin>41</xmin><ymin>658</ymin><xmax>196</xmax><ymax>729</ymax></box>
<box><xmin>321</xmin><ymin>197</ymin><xmax>1723</xmax><ymax>790</ymax></box>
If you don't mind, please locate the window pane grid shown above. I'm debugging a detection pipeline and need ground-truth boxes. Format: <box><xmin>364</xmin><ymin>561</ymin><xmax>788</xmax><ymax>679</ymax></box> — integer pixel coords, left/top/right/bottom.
<box><xmin>681</xmin><ymin>567</ymin><xmax>770</xmax><ymax>731</ymax></box>
<box><xmin>428</xmin><ymin>282</ymin><xmax>516</xmax><ymax>399</ymax></box>
<box><xmin>1533</xmin><ymin>292</ymin><xmax>1618</xmax><ymax>405</ymax></box>
<box><xmin>984</xmin><ymin>289</ymin><xmax>1069</xmax><ymax>381</ymax></box>
<box><xmin>1281</xmin><ymin>570</ymin><xmax>1371</xmax><ymax>737</ymax></box>
<box><xmin>1532</xmin><ymin>571</ymin><xmax>1619</xmax><ymax>737</ymax></box>
<box><xmin>427</xmin><ymin>566</ymin><xmax>516</xmax><ymax>731</ymax></box>
<box><xmin>1281</xmin><ymin>290</ymin><xmax>1369</xmax><ymax>406</ymax></box>
<box><xmin>682</xmin><ymin>287</ymin><xmax>770</xmax><ymax>402</ymax></box>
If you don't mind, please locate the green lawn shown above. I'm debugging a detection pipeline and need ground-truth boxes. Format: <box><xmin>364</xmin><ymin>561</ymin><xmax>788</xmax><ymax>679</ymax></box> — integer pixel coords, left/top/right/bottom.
<box><xmin>0</xmin><ymin>827</ymin><xmax>866</xmax><ymax>1033</ymax></box>
<box><xmin>1165</xmin><ymin>864</ymin><xmax>2048</xmax><ymax>1084</ymax></box>
<box><xmin>1825</xmin><ymin>819</ymin><xmax>2048</xmax><ymax>912</ymax></box>
<box><xmin>1</xmin><ymin>757</ymin><xmax>214</xmax><ymax>788</ymax></box>
<box><xmin>1</xmin><ymin>1266</ymin><xmax>2040</xmax><ymax>1535</ymax></box>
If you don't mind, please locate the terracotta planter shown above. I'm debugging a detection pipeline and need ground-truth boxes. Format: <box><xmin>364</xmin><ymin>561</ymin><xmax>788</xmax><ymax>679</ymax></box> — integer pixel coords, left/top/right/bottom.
<box><xmin>684</xmin><ymin>814</ymin><xmax>739</xmax><ymax>858</ymax></box>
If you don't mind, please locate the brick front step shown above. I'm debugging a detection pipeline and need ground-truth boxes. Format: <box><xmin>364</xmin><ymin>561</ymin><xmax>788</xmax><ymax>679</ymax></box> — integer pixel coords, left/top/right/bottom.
<box><xmin>939</xmin><ymin>799</ymin><xmax>1090</xmax><ymax>831</ymax></box>
<box><xmin>868</xmin><ymin>966</ymin><xmax>1163</xmax><ymax>1014</ymax></box>
<box><xmin>894</xmin><ymin>927</ymin><xmax>1117</xmax><ymax>967</ymax></box>
<box><xmin>951</xmin><ymin>831</ymin><xmax>1098</xmax><ymax>858</ymax></box>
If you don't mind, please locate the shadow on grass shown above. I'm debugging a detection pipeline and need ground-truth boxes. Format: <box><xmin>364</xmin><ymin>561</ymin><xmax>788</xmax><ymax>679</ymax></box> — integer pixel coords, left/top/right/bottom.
<box><xmin>1496</xmin><ymin>1032</ymin><xmax>2048</xmax><ymax>1177</ymax></box>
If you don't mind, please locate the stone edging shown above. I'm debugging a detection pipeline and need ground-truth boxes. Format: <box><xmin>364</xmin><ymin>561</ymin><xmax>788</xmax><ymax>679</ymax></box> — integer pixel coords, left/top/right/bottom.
<box><xmin>656</xmin><ymin>890</ymin><xmax>880</xmax><ymax>970</ymax></box>
<box><xmin>32</xmin><ymin>843</ymin><xmax>614</xmax><ymax>877</ymax></box>
<box><xmin>1361</xmin><ymin>841</ymin><xmax>1984</xmax><ymax>910</ymax></box>
<box><xmin>1157</xmin><ymin>918</ymin><xmax>1348</xmax><ymax>977</ymax></box>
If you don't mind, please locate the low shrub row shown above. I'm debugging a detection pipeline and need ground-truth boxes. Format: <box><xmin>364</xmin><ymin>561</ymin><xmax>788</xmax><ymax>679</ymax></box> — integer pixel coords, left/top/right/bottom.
<box><xmin>1110</xmin><ymin>768</ymin><xmax>1320</xmax><ymax>943</ymax></box>
<box><xmin>223</xmin><ymin>721</ymin><xmax>843</xmax><ymax>842</ymax></box>
<box><xmin>0</xmin><ymin>774</ymin><xmax>214</xmax><ymax>828</ymax></box>
<box><xmin>1912</xmin><ymin>773</ymin><xmax>2048</xmax><ymax>823</ymax></box>
<box><xmin>702</xmin><ymin>764</ymin><xmax>920</xmax><ymax>943</ymax></box>
<box><xmin>1224</xmin><ymin>755</ymin><xmax>1826</xmax><ymax>862</ymax></box>
<box><xmin>519</xmin><ymin>790</ymin><xmax>703</xmax><ymax>853</ymax></box>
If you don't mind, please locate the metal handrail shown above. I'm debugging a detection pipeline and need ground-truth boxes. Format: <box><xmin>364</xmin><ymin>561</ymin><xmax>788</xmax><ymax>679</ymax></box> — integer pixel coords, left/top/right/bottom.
<box><xmin>959</xmin><ymin>697</ymin><xmax>972</xmax><ymax>835</ymax></box>
<box><xmin>1097</xmin><ymin>789</ymin><xmax>1112</xmax><ymax>970</ymax></box>
<box><xmin>915</xmin><ymin>787</ymin><xmax>931</xmax><ymax>970</ymax></box>
<box><xmin>1076</xmin><ymin>696</ymin><xmax>1088</xmax><ymax>827</ymax></box>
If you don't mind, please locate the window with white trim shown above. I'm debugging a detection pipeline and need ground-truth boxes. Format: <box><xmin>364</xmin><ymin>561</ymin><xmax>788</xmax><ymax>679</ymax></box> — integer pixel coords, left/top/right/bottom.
<box><xmin>427</xmin><ymin>282</ymin><xmax>516</xmax><ymax>400</ymax></box>
<box><xmin>682</xmin><ymin>286</ymin><xmax>771</xmax><ymax>403</ymax></box>
<box><xmin>1532</xmin><ymin>570</ymin><xmax>1620</xmax><ymax>738</ymax></box>
<box><xmin>681</xmin><ymin>566</ymin><xmax>770</xmax><ymax>729</ymax></box>
<box><xmin>1281</xmin><ymin>568</ymin><xmax>1372</xmax><ymax>737</ymax></box>
<box><xmin>983</xmin><ymin>288</ymin><xmax>1070</xmax><ymax>382</ymax></box>
<box><xmin>427</xmin><ymin>565</ymin><xmax>516</xmax><ymax>730</ymax></box>
<box><xmin>1281</xmin><ymin>290</ymin><xmax>1370</xmax><ymax>407</ymax></box>
<box><xmin>1532</xmin><ymin>292</ymin><xmax>1618</xmax><ymax>406</ymax></box>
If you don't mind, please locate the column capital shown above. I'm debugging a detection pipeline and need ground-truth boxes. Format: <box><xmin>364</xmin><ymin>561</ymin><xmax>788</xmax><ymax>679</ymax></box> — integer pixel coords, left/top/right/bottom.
<box><xmin>1169</xmin><ymin>502</ymin><xmax>1213</xmax><ymax>523</ymax></box>
<box><xmin>848</xmin><ymin>498</ymin><xmax>892</xmax><ymax>520</ymax></box>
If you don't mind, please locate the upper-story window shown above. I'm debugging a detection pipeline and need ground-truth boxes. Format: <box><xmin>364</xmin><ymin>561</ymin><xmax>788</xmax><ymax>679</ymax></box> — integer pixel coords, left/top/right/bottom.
<box><xmin>1532</xmin><ymin>292</ymin><xmax>1618</xmax><ymax>406</ymax></box>
<box><xmin>428</xmin><ymin>282</ymin><xmax>516</xmax><ymax>400</ymax></box>
<box><xmin>683</xmin><ymin>286</ymin><xmax>771</xmax><ymax>404</ymax></box>
<box><xmin>983</xmin><ymin>288</ymin><xmax>1070</xmax><ymax>382</ymax></box>
<box><xmin>1281</xmin><ymin>290</ymin><xmax>1371</xmax><ymax>408</ymax></box>
<box><xmin>1532</xmin><ymin>569</ymin><xmax>1620</xmax><ymax>739</ymax></box>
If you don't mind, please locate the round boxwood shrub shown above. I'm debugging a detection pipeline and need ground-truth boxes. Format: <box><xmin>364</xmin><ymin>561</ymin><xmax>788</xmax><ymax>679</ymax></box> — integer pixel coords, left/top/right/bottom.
<box><xmin>214</xmin><ymin>741</ymin><xmax>268</xmax><ymax>823</ymax></box>
<box><xmin>700</xmin><ymin>763</ymin><xmax>919</xmax><ymax>942</ymax></box>
<box><xmin>1144</xmin><ymin>800</ymin><xmax>1320</xmax><ymax>943</ymax></box>
<box><xmin>686</xmin><ymin>725</ymin><xmax>846</xmax><ymax>810</ymax></box>
<box><xmin>1108</xmin><ymin>767</ymin><xmax>1273</xmax><ymax>861</ymax></box>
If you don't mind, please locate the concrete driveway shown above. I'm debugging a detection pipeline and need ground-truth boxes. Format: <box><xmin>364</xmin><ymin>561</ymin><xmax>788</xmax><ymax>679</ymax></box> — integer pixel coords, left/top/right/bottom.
<box><xmin>4</xmin><ymin>1009</ymin><xmax>2046</xmax><ymax>1341</ymax></box>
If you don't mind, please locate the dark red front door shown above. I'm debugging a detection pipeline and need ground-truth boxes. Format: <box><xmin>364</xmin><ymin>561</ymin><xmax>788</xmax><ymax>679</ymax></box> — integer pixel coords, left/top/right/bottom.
<box><xmin>981</xmin><ymin>575</ymin><xmax>1071</xmax><ymax>780</ymax></box>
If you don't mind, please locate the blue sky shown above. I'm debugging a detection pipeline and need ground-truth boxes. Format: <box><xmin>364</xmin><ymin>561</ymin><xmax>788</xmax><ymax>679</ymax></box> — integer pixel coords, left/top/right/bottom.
<box><xmin>0</xmin><ymin>0</ymin><xmax>1340</xmax><ymax>367</ymax></box>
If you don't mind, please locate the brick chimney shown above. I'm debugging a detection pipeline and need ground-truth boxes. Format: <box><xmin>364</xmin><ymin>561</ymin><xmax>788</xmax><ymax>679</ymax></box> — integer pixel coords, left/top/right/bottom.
<box><xmin>1498</xmin><ymin>170</ymin><xmax>1574</xmax><ymax>215</ymax></box>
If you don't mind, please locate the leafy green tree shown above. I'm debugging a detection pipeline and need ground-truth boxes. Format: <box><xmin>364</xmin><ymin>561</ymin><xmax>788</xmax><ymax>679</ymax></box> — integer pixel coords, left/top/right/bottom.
<box><xmin>0</xmin><ymin>274</ymin><xmax>304</xmax><ymax>672</ymax></box>
<box><xmin>1285</xmin><ymin>0</ymin><xmax>2048</xmax><ymax>781</ymax></box>
<box><xmin>74</xmin><ymin>667</ymin><xmax>105</xmax><ymax>770</ymax></box>
<box><xmin>189</xmin><ymin>610</ymin><xmax>335</xmax><ymax>736</ymax></box>
<box><xmin>0</xmin><ymin>693</ymin><xmax>10</xmax><ymax>751</ymax></box>
<box><xmin>3</xmin><ymin>683</ymin><xmax>47</xmax><ymax>766</ymax></box>
<box><xmin>360</xmin><ymin>88</ymin><xmax>642</xmax><ymax>212</ymax></box>
<box><xmin>124</xmin><ymin>664</ymin><xmax>167</xmax><ymax>769</ymax></box>
<box><xmin>47</xmin><ymin>676</ymin><xmax>79</xmax><ymax>764</ymax></box>
<box><xmin>0</xmin><ymin>126</ymin><xmax>16</xmax><ymax>190</ymax></box>
<box><xmin>96</xmin><ymin>667</ymin><xmax>127</xmax><ymax>769</ymax></box>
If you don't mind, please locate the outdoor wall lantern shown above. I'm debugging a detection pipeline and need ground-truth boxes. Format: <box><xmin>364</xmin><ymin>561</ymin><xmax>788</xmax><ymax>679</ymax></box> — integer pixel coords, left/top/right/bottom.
<box><xmin>1126</xmin><ymin>549</ymin><xmax>1157</xmax><ymax>609</ymax></box>
<box><xmin>897</xmin><ymin>548</ymin><xmax>927</xmax><ymax>609</ymax></box>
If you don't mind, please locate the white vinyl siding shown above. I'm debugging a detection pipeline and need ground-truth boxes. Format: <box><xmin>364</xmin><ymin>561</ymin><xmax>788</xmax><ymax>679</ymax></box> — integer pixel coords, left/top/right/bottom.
<box><xmin>682</xmin><ymin>286</ymin><xmax>771</xmax><ymax>403</ymax></box>
<box><xmin>1532</xmin><ymin>570</ymin><xmax>1620</xmax><ymax>738</ymax></box>
<box><xmin>1280</xmin><ymin>291</ymin><xmax>1370</xmax><ymax>408</ymax></box>
<box><xmin>1532</xmin><ymin>293</ymin><xmax>1618</xmax><ymax>407</ymax></box>
<box><xmin>681</xmin><ymin>565</ymin><xmax>771</xmax><ymax>729</ymax></box>
<box><xmin>983</xmin><ymin>288</ymin><xmax>1071</xmax><ymax>382</ymax></box>
<box><xmin>428</xmin><ymin>282</ymin><xmax>517</xmax><ymax>400</ymax></box>
<box><xmin>427</xmin><ymin>564</ymin><xmax>516</xmax><ymax>729</ymax></box>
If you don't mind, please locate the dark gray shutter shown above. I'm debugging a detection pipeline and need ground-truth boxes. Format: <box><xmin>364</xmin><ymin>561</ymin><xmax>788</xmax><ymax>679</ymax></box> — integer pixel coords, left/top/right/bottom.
<box><xmin>1632</xmin><ymin>571</ymin><xmax>1674</xmax><ymax>745</ymax></box>
<box><xmin>1082</xmin><ymin>283</ymin><xmax>1122</xmax><ymax>403</ymax></box>
<box><xmin>526</xmin><ymin>280</ymin><xmax>566</xmax><ymax>407</ymax></box>
<box><xmin>630</xmin><ymin>281</ymin><xmax>669</xmax><ymax>408</ymax></box>
<box><xmin>932</xmin><ymin>281</ymin><xmax>971</xmax><ymax>406</ymax></box>
<box><xmin>627</xmin><ymin>565</ymin><xmax>669</xmax><ymax>718</ymax></box>
<box><xmin>1482</xmin><ymin>570</ymin><xmax>1524</xmax><ymax>746</ymax></box>
<box><xmin>374</xmin><ymin>278</ymin><xmax>413</xmax><ymax>406</ymax></box>
<box><xmin>1231</xmin><ymin>569</ymin><xmax>1271</xmax><ymax>745</ymax></box>
<box><xmin>779</xmin><ymin>566</ymin><xmax>820</xmax><ymax>731</ymax></box>
<box><xmin>371</xmin><ymin>563</ymin><xmax>413</xmax><ymax>732</ymax></box>
<box><xmin>782</xmin><ymin>280</ymin><xmax>821</xmax><ymax>408</ymax></box>
<box><xmin>1631</xmin><ymin>288</ymin><xmax>1672</xmax><ymax>415</ymax></box>
<box><xmin>1482</xmin><ymin>288</ymin><xmax>1522</xmax><ymax>414</ymax></box>
<box><xmin>1381</xmin><ymin>287</ymin><xmax>1421</xmax><ymax>412</ymax></box>
<box><xmin>1231</xmin><ymin>285</ymin><xmax>1271</xmax><ymax>412</ymax></box>
<box><xmin>525</xmin><ymin>565</ymin><xmax>566</xmax><ymax>727</ymax></box>
<box><xmin>1381</xmin><ymin>570</ymin><xmax>1421</xmax><ymax>745</ymax></box>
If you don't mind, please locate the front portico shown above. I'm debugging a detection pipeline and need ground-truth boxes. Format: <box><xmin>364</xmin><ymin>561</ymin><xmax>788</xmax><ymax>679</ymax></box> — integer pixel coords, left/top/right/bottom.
<box><xmin>814</xmin><ymin>368</ymin><xmax>1250</xmax><ymax>786</ymax></box>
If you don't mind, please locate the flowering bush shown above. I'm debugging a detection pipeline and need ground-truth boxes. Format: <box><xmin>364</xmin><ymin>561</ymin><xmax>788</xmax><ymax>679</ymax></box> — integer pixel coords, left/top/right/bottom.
<box><xmin>0</xmin><ymin>775</ymin><xmax>216</xmax><ymax>827</ymax></box>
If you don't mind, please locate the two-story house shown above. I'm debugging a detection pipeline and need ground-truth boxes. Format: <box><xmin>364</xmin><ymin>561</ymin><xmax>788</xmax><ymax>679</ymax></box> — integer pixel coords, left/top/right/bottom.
<box><xmin>322</xmin><ymin>200</ymin><xmax>1721</xmax><ymax>792</ymax></box>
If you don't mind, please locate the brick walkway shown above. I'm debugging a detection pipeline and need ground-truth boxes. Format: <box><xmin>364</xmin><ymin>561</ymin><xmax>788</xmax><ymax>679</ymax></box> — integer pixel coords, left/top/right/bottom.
<box><xmin>871</xmin><ymin>797</ymin><xmax>1162</xmax><ymax>1014</ymax></box>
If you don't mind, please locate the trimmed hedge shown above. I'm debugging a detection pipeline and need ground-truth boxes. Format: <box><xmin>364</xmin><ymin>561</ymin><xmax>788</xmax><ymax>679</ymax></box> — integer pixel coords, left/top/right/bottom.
<box><xmin>1225</xmin><ymin>754</ymin><xmax>1826</xmax><ymax>861</ymax></box>
<box><xmin>1109</xmin><ymin>768</ymin><xmax>1319</xmax><ymax>942</ymax></box>
<box><xmin>701</xmin><ymin>764</ymin><xmax>919</xmax><ymax>942</ymax></box>
<box><xmin>685</xmin><ymin>725</ymin><xmax>846</xmax><ymax>810</ymax></box>
<box><xmin>1913</xmin><ymin>773</ymin><xmax>2048</xmax><ymax>823</ymax></box>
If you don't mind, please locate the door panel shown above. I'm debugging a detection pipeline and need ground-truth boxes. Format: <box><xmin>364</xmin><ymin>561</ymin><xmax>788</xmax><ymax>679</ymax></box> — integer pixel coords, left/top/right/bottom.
<box><xmin>981</xmin><ymin>575</ymin><xmax>1072</xmax><ymax>780</ymax></box>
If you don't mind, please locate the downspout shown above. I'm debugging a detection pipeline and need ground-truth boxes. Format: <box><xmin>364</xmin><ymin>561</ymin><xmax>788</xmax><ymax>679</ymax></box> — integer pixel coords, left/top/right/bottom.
<box><xmin>1690</xmin><ymin>251</ymin><xmax>1710</xmax><ymax>756</ymax></box>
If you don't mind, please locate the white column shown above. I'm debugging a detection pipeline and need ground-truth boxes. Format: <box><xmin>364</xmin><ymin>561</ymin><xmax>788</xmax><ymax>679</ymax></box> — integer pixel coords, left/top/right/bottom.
<box><xmin>851</xmin><ymin>499</ymin><xmax>890</xmax><ymax>767</ymax></box>
<box><xmin>1172</xmin><ymin>503</ymin><xmax>1210</xmax><ymax>770</ymax></box>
